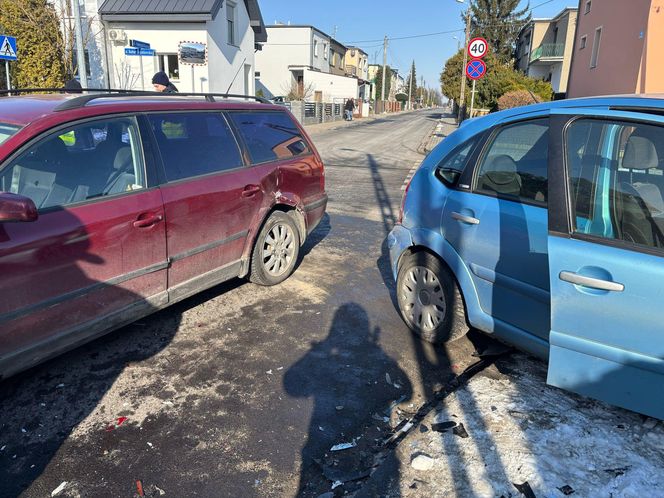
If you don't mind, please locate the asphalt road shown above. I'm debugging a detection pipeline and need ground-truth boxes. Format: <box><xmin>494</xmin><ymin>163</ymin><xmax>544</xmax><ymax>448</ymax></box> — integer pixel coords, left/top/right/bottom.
<box><xmin>0</xmin><ymin>109</ymin><xmax>470</xmax><ymax>498</ymax></box>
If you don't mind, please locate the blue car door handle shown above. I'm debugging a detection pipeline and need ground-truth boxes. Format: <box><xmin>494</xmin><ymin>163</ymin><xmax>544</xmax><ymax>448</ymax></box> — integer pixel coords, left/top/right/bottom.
<box><xmin>451</xmin><ymin>212</ymin><xmax>480</xmax><ymax>225</ymax></box>
<box><xmin>559</xmin><ymin>271</ymin><xmax>625</xmax><ymax>292</ymax></box>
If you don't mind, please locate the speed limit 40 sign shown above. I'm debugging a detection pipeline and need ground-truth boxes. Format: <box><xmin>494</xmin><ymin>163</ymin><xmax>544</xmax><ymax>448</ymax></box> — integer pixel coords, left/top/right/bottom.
<box><xmin>468</xmin><ymin>37</ymin><xmax>488</xmax><ymax>59</ymax></box>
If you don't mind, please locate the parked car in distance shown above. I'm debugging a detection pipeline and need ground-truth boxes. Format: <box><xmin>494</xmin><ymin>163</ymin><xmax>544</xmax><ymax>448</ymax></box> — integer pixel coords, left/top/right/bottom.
<box><xmin>0</xmin><ymin>91</ymin><xmax>327</xmax><ymax>379</ymax></box>
<box><xmin>389</xmin><ymin>95</ymin><xmax>664</xmax><ymax>420</ymax></box>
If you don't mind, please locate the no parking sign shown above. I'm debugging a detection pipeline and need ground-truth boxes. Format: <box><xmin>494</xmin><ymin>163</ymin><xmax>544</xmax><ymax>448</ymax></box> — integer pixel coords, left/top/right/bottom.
<box><xmin>465</xmin><ymin>59</ymin><xmax>486</xmax><ymax>80</ymax></box>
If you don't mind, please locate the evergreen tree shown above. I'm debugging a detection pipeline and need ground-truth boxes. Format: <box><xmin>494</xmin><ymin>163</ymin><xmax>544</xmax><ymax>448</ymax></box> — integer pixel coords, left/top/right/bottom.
<box><xmin>405</xmin><ymin>61</ymin><xmax>417</xmax><ymax>100</ymax></box>
<box><xmin>374</xmin><ymin>65</ymin><xmax>392</xmax><ymax>101</ymax></box>
<box><xmin>0</xmin><ymin>0</ymin><xmax>65</xmax><ymax>89</ymax></box>
<box><xmin>465</xmin><ymin>0</ymin><xmax>530</xmax><ymax>63</ymax></box>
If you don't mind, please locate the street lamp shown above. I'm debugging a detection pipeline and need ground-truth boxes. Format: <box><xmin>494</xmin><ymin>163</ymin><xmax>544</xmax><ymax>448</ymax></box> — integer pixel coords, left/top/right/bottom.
<box><xmin>453</xmin><ymin>36</ymin><xmax>461</xmax><ymax>51</ymax></box>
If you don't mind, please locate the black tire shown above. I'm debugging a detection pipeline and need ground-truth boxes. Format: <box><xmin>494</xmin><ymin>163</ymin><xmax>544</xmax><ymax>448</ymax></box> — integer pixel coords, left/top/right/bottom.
<box><xmin>396</xmin><ymin>251</ymin><xmax>469</xmax><ymax>344</ymax></box>
<box><xmin>250</xmin><ymin>211</ymin><xmax>301</xmax><ymax>286</ymax></box>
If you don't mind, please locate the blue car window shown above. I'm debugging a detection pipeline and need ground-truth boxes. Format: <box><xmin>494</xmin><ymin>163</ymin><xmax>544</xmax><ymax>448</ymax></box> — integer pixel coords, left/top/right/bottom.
<box><xmin>435</xmin><ymin>137</ymin><xmax>479</xmax><ymax>187</ymax></box>
<box><xmin>567</xmin><ymin>119</ymin><xmax>664</xmax><ymax>250</ymax></box>
<box><xmin>475</xmin><ymin>119</ymin><xmax>549</xmax><ymax>205</ymax></box>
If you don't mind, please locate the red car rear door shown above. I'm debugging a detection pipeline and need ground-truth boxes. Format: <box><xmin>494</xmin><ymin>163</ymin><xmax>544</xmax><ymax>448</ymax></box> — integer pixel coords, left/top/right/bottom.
<box><xmin>146</xmin><ymin>111</ymin><xmax>270</xmax><ymax>301</ymax></box>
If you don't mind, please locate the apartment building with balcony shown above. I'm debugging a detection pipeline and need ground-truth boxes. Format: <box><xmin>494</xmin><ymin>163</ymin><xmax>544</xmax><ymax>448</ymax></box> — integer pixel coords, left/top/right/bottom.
<box><xmin>567</xmin><ymin>0</ymin><xmax>664</xmax><ymax>98</ymax></box>
<box><xmin>344</xmin><ymin>47</ymin><xmax>369</xmax><ymax>80</ymax></box>
<box><xmin>515</xmin><ymin>6</ymin><xmax>578</xmax><ymax>98</ymax></box>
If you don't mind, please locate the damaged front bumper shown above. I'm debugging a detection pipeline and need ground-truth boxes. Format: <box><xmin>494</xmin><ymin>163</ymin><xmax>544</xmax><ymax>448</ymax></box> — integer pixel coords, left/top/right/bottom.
<box><xmin>387</xmin><ymin>224</ymin><xmax>413</xmax><ymax>281</ymax></box>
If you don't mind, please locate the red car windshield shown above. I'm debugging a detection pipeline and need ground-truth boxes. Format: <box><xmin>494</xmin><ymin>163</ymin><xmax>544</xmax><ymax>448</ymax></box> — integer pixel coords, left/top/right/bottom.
<box><xmin>0</xmin><ymin>122</ymin><xmax>21</xmax><ymax>145</ymax></box>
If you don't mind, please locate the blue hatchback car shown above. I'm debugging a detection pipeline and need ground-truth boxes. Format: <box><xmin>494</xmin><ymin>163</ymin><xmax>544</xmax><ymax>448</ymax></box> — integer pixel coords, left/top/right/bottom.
<box><xmin>389</xmin><ymin>96</ymin><xmax>664</xmax><ymax>419</ymax></box>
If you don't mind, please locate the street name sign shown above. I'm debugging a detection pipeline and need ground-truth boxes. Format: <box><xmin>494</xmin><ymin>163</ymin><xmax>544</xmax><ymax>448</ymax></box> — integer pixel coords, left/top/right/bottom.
<box><xmin>468</xmin><ymin>37</ymin><xmax>488</xmax><ymax>59</ymax></box>
<box><xmin>0</xmin><ymin>35</ymin><xmax>17</xmax><ymax>61</ymax></box>
<box><xmin>129</xmin><ymin>39</ymin><xmax>151</xmax><ymax>50</ymax></box>
<box><xmin>466</xmin><ymin>59</ymin><xmax>487</xmax><ymax>80</ymax></box>
<box><xmin>125</xmin><ymin>47</ymin><xmax>156</xmax><ymax>57</ymax></box>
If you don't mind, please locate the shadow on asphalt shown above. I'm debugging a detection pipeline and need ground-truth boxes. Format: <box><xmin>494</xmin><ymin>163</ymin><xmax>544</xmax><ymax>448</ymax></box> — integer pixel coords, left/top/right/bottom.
<box><xmin>0</xmin><ymin>211</ymin><xmax>332</xmax><ymax>497</ymax></box>
<box><xmin>285</xmin><ymin>303</ymin><xmax>413</xmax><ymax>497</ymax></box>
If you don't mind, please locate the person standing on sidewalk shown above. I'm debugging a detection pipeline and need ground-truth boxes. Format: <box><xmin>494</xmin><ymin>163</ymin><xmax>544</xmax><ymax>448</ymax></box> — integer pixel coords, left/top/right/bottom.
<box><xmin>344</xmin><ymin>98</ymin><xmax>356</xmax><ymax>121</ymax></box>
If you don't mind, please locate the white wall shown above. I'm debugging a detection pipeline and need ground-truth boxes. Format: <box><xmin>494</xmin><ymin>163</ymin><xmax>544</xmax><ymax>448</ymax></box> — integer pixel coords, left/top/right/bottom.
<box><xmin>255</xmin><ymin>27</ymin><xmax>311</xmax><ymax>98</ymax></box>
<box><xmin>311</xmin><ymin>30</ymin><xmax>329</xmax><ymax>73</ymax></box>
<box><xmin>304</xmin><ymin>69</ymin><xmax>358</xmax><ymax>101</ymax></box>
<box><xmin>106</xmin><ymin>23</ymin><xmax>205</xmax><ymax>92</ymax></box>
<box><xmin>549</xmin><ymin>64</ymin><xmax>563</xmax><ymax>94</ymax></box>
<box><xmin>206</xmin><ymin>0</ymin><xmax>255</xmax><ymax>95</ymax></box>
<box><xmin>104</xmin><ymin>2</ymin><xmax>255</xmax><ymax>94</ymax></box>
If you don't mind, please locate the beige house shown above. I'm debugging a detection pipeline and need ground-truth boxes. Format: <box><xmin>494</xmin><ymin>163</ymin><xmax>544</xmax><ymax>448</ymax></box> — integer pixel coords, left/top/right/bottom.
<box><xmin>344</xmin><ymin>47</ymin><xmax>369</xmax><ymax>80</ymax></box>
<box><xmin>567</xmin><ymin>0</ymin><xmax>664</xmax><ymax>98</ymax></box>
<box><xmin>516</xmin><ymin>7</ymin><xmax>578</xmax><ymax>98</ymax></box>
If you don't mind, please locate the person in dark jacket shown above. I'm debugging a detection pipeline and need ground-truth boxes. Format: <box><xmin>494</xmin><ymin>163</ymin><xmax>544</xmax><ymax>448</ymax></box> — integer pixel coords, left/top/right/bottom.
<box><xmin>151</xmin><ymin>71</ymin><xmax>179</xmax><ymax>93</ymax></box>
<box><xmin>344</xmin><ymin>98</ymin><xmax>355</xmax><ymax>120</ymax></box>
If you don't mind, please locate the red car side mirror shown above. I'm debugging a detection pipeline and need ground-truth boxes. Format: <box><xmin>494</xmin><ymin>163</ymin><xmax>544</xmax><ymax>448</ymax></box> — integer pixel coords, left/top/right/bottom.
<box><xmin>0</xmin><ymin>192</ymin><xmax>38</xmax><ymax>222</ymax></box>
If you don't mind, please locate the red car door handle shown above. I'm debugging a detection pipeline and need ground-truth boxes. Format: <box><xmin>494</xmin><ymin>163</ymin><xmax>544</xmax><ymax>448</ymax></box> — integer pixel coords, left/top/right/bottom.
<box><xmin>242</xmin><ymin>185</ymin><xmax>261</xmax><ymax>197</ymax></box>
<box><xmin>133</xmin><ymin>213</ymin><xmax>163</xmax><ymax>228</ymax></box>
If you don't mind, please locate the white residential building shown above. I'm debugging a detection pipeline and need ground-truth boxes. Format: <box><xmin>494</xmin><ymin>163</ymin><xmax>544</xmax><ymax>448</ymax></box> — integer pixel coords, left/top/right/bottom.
<box><xmin>255</xmin><ymin>25</ymin><xmax>359</xmax><ymax>101</ymax></box>
<box><xmin>54</xmin><ymin>0</ymin><xmax>266</xmax><ymax>94</ymax></box>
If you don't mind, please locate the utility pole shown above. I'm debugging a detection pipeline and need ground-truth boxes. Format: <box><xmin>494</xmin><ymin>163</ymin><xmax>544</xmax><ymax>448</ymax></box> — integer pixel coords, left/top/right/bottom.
<box><xmin>458</xmin><ymin>8</ymin><xmax>471</xmax><ymax>123</ymax></box>
<box><xmin>72</xmin><ymin>0</ymin><xmax>88</xmax><ymax>88</ymax></box>
<box><xmin>420</xmin><ymin>76</ymin><xmax>424</xmax><ymax>106</ymax></box>
<box><xmin>381</xmin><ymin>36</ymin><xmax>388</xmax><ymax>113</ymax></box>
<box><xmin>407</xmin><ymin>63</ymin><xmax>413</xmax><ymax>110</ymax></box>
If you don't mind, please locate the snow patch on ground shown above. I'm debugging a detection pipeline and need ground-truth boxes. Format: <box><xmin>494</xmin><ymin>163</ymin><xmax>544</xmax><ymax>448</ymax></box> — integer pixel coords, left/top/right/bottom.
<box><xmin>396</xmin><ymin>354</ymin><xmax>664</xmax><ymax>497</ymax></box>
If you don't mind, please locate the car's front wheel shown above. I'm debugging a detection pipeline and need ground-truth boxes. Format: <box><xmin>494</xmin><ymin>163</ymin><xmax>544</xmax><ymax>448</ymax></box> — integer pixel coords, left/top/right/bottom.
<box><xmin>250</xmin><ymin>211</ymin><xmax>300</xmax><ymax>286</ymax></box>
<box><xmin>396</xmin><ymin>251</ymin><xmax>469</xmax><ymax>344</ymax></box>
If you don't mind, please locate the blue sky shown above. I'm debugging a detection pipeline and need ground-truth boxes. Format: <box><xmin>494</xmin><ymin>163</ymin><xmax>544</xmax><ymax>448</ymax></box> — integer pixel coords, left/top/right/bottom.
<box><xmin>258</xmin><ymin>0</ymin><xmax>577</xmax><ymax>91</ymax></box>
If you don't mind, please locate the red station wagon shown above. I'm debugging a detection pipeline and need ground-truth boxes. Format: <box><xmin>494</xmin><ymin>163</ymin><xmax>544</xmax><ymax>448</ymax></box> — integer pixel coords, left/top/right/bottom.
<box><xmin>0</xmin><ymin>92</ymin><xmax>327</xmax><ymax>378</ymax></box>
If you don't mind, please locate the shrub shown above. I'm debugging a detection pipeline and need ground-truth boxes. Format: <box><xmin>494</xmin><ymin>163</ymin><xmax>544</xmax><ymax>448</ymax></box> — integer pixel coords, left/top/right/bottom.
<box><xmin>497</xmin><ymin>89</ymin><xmax>543</xmax><ymax>110</ymax></box>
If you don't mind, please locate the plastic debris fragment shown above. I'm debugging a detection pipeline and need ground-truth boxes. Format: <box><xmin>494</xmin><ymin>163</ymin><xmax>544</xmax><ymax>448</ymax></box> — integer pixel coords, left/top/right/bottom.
<box><xmin>51</xmin><ymin>481</ymin><xmax>68</xmax><ymax>497</ymax></box>
<box><xmin>105</xmin><ymin>416</ymin><xmax>128</xmax><ymax>432</ymax></box>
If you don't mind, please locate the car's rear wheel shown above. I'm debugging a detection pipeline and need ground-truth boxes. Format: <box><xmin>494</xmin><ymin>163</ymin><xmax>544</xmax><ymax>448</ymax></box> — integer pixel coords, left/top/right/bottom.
<box><xmin>396</xmin><ymin>251</ymin><xmax>469</xmax><ymax>344</ymax></box>
<box><xmin>250</xmin><ymin>211</ymin><xmax>300</xmax><ymax>286</ymax></box>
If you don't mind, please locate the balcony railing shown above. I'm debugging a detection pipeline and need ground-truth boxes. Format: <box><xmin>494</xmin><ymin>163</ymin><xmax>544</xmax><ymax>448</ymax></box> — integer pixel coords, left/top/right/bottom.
<box><xmin>530</xmin><ymin>43</ymin><xmax>565</xmax><ymax>62</ymax></box>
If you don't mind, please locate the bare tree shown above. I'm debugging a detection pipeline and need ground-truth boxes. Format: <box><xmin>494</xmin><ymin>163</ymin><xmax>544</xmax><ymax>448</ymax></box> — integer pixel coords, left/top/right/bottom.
<box><xmin>53</xmin><ymin>0</ymin><xmax>103</xmax><ymax>81</ymax></box>
<box><xmin>114</xmin><ymin>61</ymin><xmax>139</xmax><ymax>90</ymax></box>
<box><xmin>283</xmin><ymin>81</ymin><xmax>316</xmax><ymax>101</ymax></box>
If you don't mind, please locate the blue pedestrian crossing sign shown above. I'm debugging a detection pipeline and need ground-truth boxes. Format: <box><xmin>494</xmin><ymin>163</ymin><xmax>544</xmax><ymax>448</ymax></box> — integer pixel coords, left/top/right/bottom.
<box><xmin>0</xmin><ymin>35</ymin><xmax>17</xmax><ymax>61</ymax></box>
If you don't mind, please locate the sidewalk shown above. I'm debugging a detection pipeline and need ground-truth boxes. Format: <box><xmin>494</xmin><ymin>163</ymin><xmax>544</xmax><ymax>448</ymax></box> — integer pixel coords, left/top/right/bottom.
<box><xmin>419</xmin><ymin>113</ymin><xmax>458</xmax><ymax>154</ymax></box>
<box><xmin>303</xmin><ymin>109</ymin><xmax>418</xmax><ymax>135</ymax></box>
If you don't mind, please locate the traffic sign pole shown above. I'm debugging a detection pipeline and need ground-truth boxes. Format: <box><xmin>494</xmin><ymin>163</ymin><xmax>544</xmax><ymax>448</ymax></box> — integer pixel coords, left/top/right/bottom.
<box><xmin>139</xmin><ymin>55</ymin><xmax>145</xmax><ymax>90</ymax></box>
<box><xmin>470</xmin><ymin>79</ymin><xmax>476</xmax><ymax>118</ymax></box>
<box><xmin>5</xmin><ymin>60</ymin><xmax>10</xmax><ymax>95</ymax></box>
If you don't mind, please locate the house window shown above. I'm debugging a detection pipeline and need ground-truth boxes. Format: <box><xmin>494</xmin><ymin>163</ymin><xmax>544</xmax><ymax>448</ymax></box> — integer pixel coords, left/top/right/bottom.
<box><xmin>585</xmin><ymin>0</ymin><xmax>591</xmax><ymax>14</ymax></box>
<box><xmin>324</xmin><ymin>43</ymin><xmax>328</xmax><ymax>60</ymax></box>
<box><xmin>227</xmin><ymin>2</ymin><xmax>236</xmax><ymax>45</ymax></box>
<box><xmin>314</xmin><ymin>40</ymin><xmax>318</xmax><ymax>57</ymax></box>
<box><xmin>590</xmin><ymin>27</ymin><xmax>602</xmax><ymax>68</ymax></box>
<box><xmin>580</xmin><ymin>35</ymin><xmax>587</xmax><ymax>49</ymax></box>
<box><xmin>331</xmin><ymin>52</ymin><xmax>336</xmax><ymax>66</ymax></box>
<box><xmin>72</xmin><ymin>49</ymin><xmax>91</xmax><ymax>77</ymax></box>
<box><xmin>158</xmin><ymin>54</ymin><xmax>180</xmax><ymax>80</ymax></box>
<box><xmin>351</xmin><ymin>49</ymin><xmax>356</xmax><ymax>57</ymax></box>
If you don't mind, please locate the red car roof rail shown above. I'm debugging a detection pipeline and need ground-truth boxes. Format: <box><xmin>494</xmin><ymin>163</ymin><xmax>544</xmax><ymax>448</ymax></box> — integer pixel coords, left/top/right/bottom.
<box><xmin>0</xmin><ymin>88</ymin><xmax>272</xmax><ymax>110</ymax></box>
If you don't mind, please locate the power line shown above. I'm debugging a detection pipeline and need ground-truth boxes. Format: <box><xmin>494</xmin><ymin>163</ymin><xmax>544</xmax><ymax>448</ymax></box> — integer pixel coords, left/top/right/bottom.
<box><xmin>263</xmin><ymin>1</ymin><xmax>559</xmax><ymax>49</ymax></box>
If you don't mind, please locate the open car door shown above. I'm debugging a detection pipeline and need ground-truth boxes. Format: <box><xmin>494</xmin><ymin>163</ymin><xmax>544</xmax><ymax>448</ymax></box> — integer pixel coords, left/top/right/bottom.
<box><xmin>546</xmin><ymin>108</ymin><xmax>664</xmax><ymax>419</ymax></box>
